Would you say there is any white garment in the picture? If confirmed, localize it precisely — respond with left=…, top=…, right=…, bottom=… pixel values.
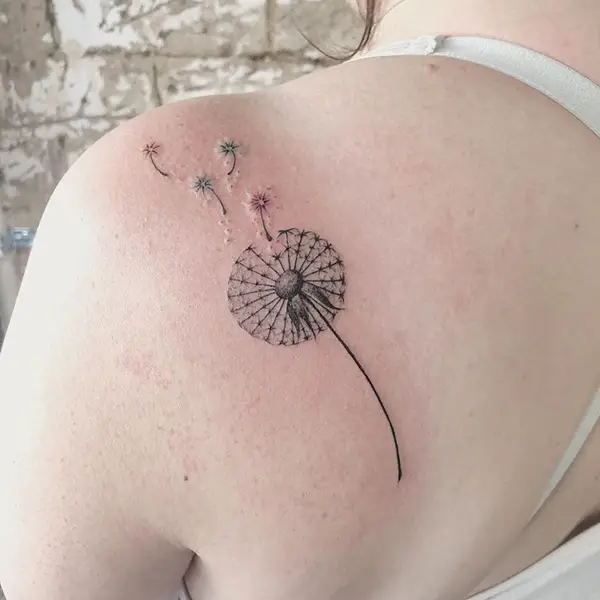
left=354, top=35, right=600, bottom=137
left=176, top=35, right=600, bottom=600
left=469, top=523, right=600, bottom=600
left=177, top=582, right=192, bottom=600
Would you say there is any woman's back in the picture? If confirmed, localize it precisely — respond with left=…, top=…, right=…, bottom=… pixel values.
left=2, top=3, right=600, bottom=599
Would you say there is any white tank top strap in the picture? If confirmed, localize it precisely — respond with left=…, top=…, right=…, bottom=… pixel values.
left=353, top=35, right=600, bottom=138
left=353, top=34, right=600, bottom=519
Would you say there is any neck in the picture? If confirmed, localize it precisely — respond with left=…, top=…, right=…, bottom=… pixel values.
left=371, top=0, right=600, bottom=83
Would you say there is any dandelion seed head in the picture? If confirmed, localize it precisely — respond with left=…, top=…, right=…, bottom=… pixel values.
left=246, top=189, right=272, bottom=213
left=191, top=174, right=213, bottom=195
left=228, top=229, right=345, bottom=346
left=142, top=141, right=160, bottom=158
left=218, top=139, right=240, bottom=155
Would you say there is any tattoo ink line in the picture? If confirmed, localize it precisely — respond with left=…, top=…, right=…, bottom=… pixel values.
left=227, top=228, right=403, bottom=483
left=303, top=294, right=402, bottom=481
left=191, top=174, right=227, bottom=216
left=142, top=142, right=169, bottom=177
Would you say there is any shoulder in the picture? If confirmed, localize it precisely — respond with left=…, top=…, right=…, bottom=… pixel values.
left=0, top=95, right=279, bottom=597
left=21, top=92, right=286, bottom=334
left=48, top=92, right=275, bottom=223
left=0, top=92, right=281, bottom=454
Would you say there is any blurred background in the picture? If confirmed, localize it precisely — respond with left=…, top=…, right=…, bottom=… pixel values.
left=0, top=0, right=361, bottom=352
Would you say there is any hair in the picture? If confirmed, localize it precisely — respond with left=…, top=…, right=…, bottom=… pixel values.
left=298, top=0, right=380, bottom=61
left=350, top=0, right=380, bottom=59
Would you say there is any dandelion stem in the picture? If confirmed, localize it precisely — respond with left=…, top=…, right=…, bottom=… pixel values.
left=302, top=294, right=402, bottom=483
left=259, top=207, right=273, bottom=241
left=227, top=153, right=237, bottom=176
left=209, top=188, right=227, bottom=216
left=150, top=155, right=169, bottom=177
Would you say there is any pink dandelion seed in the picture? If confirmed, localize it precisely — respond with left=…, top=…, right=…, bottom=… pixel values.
left=245, top=189, right=274, bottom=241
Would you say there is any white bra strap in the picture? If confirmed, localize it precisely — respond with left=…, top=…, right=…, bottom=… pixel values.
left=354, top=35, right=600, bottom=138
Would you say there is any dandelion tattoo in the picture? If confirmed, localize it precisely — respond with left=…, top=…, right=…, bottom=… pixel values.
left=142, top=141, right=169, bottom=177
left=245, top=189, right=273, bottom=242
left=191, top=174, right=227, bottom=216
left=228, top=228, right=402, bottom=482
left=218, top=139, right=240, bottom=176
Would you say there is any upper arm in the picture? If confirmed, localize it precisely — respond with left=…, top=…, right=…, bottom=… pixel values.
left=0, top=116, right=198, bottom=600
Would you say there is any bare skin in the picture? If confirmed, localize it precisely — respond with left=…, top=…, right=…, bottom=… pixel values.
left=1, top=1, right=600, bottom=599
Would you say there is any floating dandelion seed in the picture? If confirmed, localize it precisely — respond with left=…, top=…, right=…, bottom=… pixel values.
left=191, top=174, right=227, bottom=216
left=218, top=139, right=240, bottom=176
left=245, top=189, right=273, bottom=241
left=227, top=228, right=402, bottom=482
left=142, top=141, right=169, bottom=177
